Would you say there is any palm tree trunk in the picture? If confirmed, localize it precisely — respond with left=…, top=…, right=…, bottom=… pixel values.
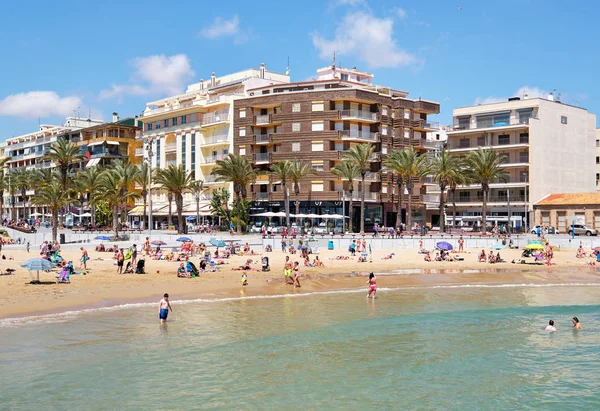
left=177, top=194, right=184, bottom=234
left=235, top=190, right=242, bottom=234
left=142, top=197, right=147, bottom=231
left=167, top=194, right=172, bottom=227
left=438, top=183, right=446, bottom=233
left=283, top=182, right=290, bottom=230
left=51, top=209, right=58, bottom=243
left=481, top=187, right=488, bottom=234
left=196, top=195, right=200, bottom=225
left=395, top=179, right=403, bottom=229
left=113, top=205, right=119, bottom=240
left=451, top=189, right=457, bottom=232
left=407, top=182, right=413, bottom=232
left=360, top=175, right=366, bottom=234
left=348, top=186, right=354, bottom=233
left=295, top=187, right=300, bottom=227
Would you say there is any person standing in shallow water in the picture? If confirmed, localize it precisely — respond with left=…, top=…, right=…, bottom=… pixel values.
left=367, top=272, right=377, bottom=299
left=572, top=317, right=582, bottom=330
left=158, top=293, right=173, bottom=323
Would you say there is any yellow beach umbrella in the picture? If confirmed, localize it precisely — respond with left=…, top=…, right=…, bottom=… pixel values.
left=525, top=243, right=545, bottom=250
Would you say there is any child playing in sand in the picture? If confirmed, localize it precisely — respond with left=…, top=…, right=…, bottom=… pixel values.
left=158, top=293, right=173, bottom=323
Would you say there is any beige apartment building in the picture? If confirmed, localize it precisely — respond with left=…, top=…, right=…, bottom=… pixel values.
left=134, top=65, right=289, bottom=229
left=427, top=95, right=596, bottom=231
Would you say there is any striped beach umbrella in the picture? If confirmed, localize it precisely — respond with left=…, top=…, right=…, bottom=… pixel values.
left=20, top=258, right=54, bottom=284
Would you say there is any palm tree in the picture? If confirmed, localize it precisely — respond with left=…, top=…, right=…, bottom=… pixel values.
left=211, top=154, right=256, bottom=234
left=153, top=165, right=195, bottom=234
left=12, top=168, right=33, bottom=220
left=43, top=138, right=85, bottom=227
left=269, top=161, right=294, bottom=230
left=397, top=147, right=430, bottom=232
left=289, top=160, right=317, bottom=226
left=76, top=167, right=103, bottom=226
left=465, top=147, right=509, bottom=234
left=429, top=149, right=463, bottom=232
left=98, top=161, right=141, bottom=239
left=190, top=179, right=205, bottom=225
left=331, top=161, right=360, bottom=233
left=383, top=150, right=406, bottom=230
left=32, top=180, right=68, bottom=242
left=137, top=162, right=150, bottom=230
left=342, top=143, right=376, bottom=234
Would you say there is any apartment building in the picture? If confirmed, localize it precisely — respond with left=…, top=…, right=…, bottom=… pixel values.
left=427, top=95, right=596, bottom=231
left=135, top=65, right=290, bottom=228
left=233, top=64, right=440, bottom=230
left=3, top=116, right=104, bottom=219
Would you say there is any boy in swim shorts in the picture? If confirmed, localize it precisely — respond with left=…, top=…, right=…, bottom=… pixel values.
left=158, top=293, right=173, bottom=323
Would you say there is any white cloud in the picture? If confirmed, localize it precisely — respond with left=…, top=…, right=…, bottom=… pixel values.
left=334, top=0, right=366, bottom=5
left=99, top=54, right=195, bottom=100
left=200, top=16, right=240, bottom=39
left=312, top=12, right=419, bottom=69
left=475, top=86, right=548, bottom=105
left=394, top=7, right=407, bottom=18
left=0, top=91, right=82, bottom=119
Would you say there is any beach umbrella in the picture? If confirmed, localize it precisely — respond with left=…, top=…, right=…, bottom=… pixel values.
left=151, top=240, right=167, bottom=246
left=490, top=244, right=506, bottom=250
left=176, top=237, right=192, bottom=242
left=20, top=258, right=54, bottom=284
left=95, top=235, right=111, bottom=241
left=525, top=243, right=545, bottom=250
left=209, top=238, right=226, bottom=248
left=593, top=247, right=600, bottom=252
left=528, top=240, right=543, bottom=245
left=186, top=216, right=196, bottom=221
left=436, top=241, right=453, bottom=251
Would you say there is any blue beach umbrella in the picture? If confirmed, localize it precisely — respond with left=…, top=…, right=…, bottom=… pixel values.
left=209, top=238, right=226, bottom=248
left=528, top=240, right=543, bottom=245
left=186, top=216, right=196, bottom=221
left=176, top=237, right=192, bottom=242
left=490, top=244, right=506, bottom=250
left=20, top=258, right=54, bottom=284
left=95, top=235, right=111, bottom=241
left=436, top=241, right=453, bottom=251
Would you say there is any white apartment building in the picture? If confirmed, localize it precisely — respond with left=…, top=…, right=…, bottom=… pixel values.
left=3, top=117, right=103, bottom=219
left=426, top=95, right=596, bottom=231
left=136, top=64, right=289, bottom=228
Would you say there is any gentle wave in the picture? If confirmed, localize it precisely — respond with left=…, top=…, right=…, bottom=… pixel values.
left=2, top=282, right=600, bottom=329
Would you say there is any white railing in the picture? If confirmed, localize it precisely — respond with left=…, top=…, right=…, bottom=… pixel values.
left=339, top=110, right=379, bottom=121
left=202, top=114, right=229, bottom=126
left=166, top=159, right=177, bottom=166
left=164, top=143, right=177, bottom=152
left=254, top=134, right=271, bottom=143
left=255, top=114, right=271, bottom=124
left=203, top=135, right=229, bottom=145
left=352, top=192, right=379, bottom=201
left=339, top=130, right=379, bottom=141
left=423, top=194, right=440, bottom=203
left=255, top=153, right=270, bottom=163
left=201, top=155, right=225, bottom=164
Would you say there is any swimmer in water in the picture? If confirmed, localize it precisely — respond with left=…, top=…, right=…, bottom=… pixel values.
left=572, top=317, right=582, bottom=330
left=544, top=320, right=556, bottom=333
left=367, top=272, right=377, bottom=299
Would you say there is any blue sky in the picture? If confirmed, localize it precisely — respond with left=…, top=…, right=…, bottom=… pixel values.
left=0, top=0, right=597, bottom=138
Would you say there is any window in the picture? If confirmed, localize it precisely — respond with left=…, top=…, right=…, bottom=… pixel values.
left=164, top=119, right=169, bottom=128
left=596, top=157, right=599, bottom=164
left=597, top=139, right=600, bottom=147
left=311, top=161, right=324, bottom=172
left=382, top=185, right=388, bottom=194
left=239, top=147, right=246, bottom=156
left=155, top=122, right=160, bottom=130
left=340, top=73, right=348, bottom=81
left=172, top=117, right=178, bottom=126
left=519, top=152, right=529, bottom=163
left=382, top=126, right=388, bottom=136
left=191, top=133, right=196, bottom=171
left=459, top=192, right=470, bottom=201
left=312, top=142, right=324, bottom=151
left=147, top=123, right=152, bottom=131
left=239, top=128, right=246, bottom=137
left=498, top=134, right=510, bottom=145
left=457, top=116, right=470, bottom=130
left=561, top=116, right=568, bottom=124
left=311, top=182, right=324, bottom=192
left=292, top=103, right=301, bottom=113
left=223, top=148, right=229, bottom=155
left=312, top=101, right=324, bottom=112
left=477, top=136, right=486, bottom=146
left=292, top=122, right=301, bottom=132
left=292, top=142, right=300, bottom=152
left=404, top=110, right=410, bottom=119
left=239, top=109, right=246, bottom=118
left=181, top=134, right=187, bottom=170
left=404, top=129, right=410, bottom=138
left=312, top=121, right=324, bottom=132
left=382, top=146, right=388, bottom=154
left=156, top=139, right=161, bottom=168
left=476, top=112, right=509, bottom=128
left=499, top=153, right=510, bottom=163
left=520, top=133, right=529, bottom=144
left=459, top=138, right=470, bottom=148
left=518, top=108, right=533, bottom=124
left=382, top=107, right=388, bottom=116
left=181, top=115, right=187, bottom=125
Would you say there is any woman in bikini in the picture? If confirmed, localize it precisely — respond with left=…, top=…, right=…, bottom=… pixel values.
left=367, top=272, right=377, bottom=299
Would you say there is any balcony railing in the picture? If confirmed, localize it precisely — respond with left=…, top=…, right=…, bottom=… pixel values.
left=202, top=114, right=229, bottom=126
left=452, top=196, right=526, bottom=203
left=453, top=116, right=537, bottom=131
left=201, top=155, right=226, bottom=164
left=339, top=110, right=379, bottom=121
left=255, top=192, right=269, bottom=200
left=202, top=175, right=221, bottom=184
left=164, top=143, right=177, bottom=152
left=254, top=134, right=273, bottom=144
left=254, top=153, right=271, bottom=164
left=423, top=194, right=440, bottom=203
left=338, top=130, right=379, bottom=142
left=202, top=135, right=229, bottom=145
left=351, top=192, right=380, bottom=201
left=255, top=114, right=272, bottom=125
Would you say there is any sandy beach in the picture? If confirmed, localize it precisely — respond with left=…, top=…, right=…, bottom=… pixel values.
left=1, top=242, right=599, bottom=320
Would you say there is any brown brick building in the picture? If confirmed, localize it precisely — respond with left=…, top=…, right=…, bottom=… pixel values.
left=233, top=65, right=440, bottom=230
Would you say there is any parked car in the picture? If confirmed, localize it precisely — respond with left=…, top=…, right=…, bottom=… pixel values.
left=530, top=225, right=560, bottom=235
left=567, top=224, right=597, bottom=236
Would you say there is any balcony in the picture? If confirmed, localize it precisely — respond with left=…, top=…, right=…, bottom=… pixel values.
left=254, top=134, right=273, bottom=144
left=449, top=116, right=537, bottom=133
left=89, top=152, right=125, bottom=159
left=452, top=196, right=526, bottom=203
left=448, top=138, right=530, bottom=151
left=340, top=171, right=379, bottom=182
left=255, top=114, right=273, bottom=125
left=200, top=155, right=226, bottom=164
left=254, top=192, right=270, bottom=201
left=351, top=192, right=380, bottom=202
left=423, top=194, right=440, bottom=203
left=201, top=114, right=229, bottom=127
left=414, top=100, right=440, bottom=113
left=254, top=153, right=271, bottom=164
left=202, top=135, right=229, bottom=146
left=339, top=110, right=379, bottom=122
left=164, top=143, right=177, bottom=153
left=338, top=130, right=379, bottom=142
left=202, top=175, right=222, bottom=185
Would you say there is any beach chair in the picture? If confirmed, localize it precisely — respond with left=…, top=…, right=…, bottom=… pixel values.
left=56, top=265, right=72, bottom=284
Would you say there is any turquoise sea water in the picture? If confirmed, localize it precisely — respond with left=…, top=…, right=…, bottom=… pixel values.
left=2, top=283, right=600, bottom=410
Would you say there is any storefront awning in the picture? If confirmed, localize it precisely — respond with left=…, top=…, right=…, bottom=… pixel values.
left=105, top=141, right=120, bottom=145
left=86, top=158, right=101, bottom=167
left=87, top=141, right=104, bottom=147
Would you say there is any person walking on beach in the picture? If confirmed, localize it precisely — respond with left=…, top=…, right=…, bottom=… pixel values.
left=144, top=237, right=150, bottom=256
left=292, top=261, right=301, bottom=288
left=26, top=241, right=30, bottom=253
left=572, top=317, right=582, bottom=330
left=367, top=272, right=377, bottom=299
left=80, top=247, right=89, bottom=270
left=158, top=293, right=173, bottom=323
left=458, top=236, right=464, bottom=253
left=283, top=256, right=293, bottom=284
left=117, top=249, right=125, bottom=274
left=545, top=320, right=556, bottom=333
